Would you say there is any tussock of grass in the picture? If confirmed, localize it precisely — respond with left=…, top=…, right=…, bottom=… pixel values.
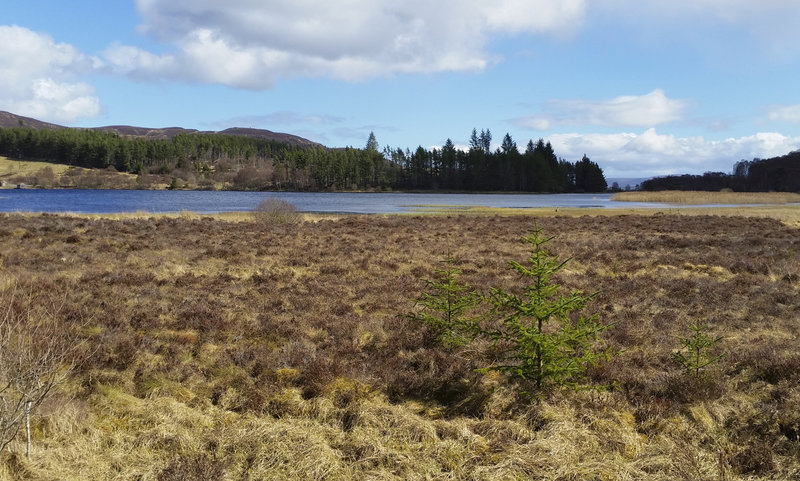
left=9, top=382, right=800, bottom=479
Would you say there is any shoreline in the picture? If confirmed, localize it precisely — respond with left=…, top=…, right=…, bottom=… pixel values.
left=2, top=203, right=799, bottom=228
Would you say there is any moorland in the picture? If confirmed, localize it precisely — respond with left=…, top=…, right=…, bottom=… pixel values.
left=0, top=210, right=798, bottom=480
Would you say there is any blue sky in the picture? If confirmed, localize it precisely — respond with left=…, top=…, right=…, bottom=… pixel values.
left=3, top=1, right=800, bottom=178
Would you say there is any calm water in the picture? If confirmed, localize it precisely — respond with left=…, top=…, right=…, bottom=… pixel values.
left=0, top=189, right=672, bottom=214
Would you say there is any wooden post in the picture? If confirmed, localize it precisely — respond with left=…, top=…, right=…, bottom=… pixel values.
left=25, top=399, right=32, bottom=459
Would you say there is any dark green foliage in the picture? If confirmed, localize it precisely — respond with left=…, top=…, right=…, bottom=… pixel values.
left=574, top=154, right=607, bottom=192
left=673, top=319, right=723, bottom=377
left=0, top=128, right=281, bottom=172
left=642, top=150, right=800, bottom=192
left=479, top=226, right=614, bottom=394
left=365, top=131, right=379, bottom=152
left=385, top=132, right=599, bottom=192
left=0, top=126, right=607, bottom=192
left=409, top=259, right=482, bottom=348
left=410, top=225, right=614, bottom=397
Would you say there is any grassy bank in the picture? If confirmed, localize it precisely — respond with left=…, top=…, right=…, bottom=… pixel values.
left=613, top=190, right=800, bottom=205
left=0, top=156, right=70, bottom=183
left=0, top=155, right=141, bottom=189
left=0, top=213, right=798, bottom=479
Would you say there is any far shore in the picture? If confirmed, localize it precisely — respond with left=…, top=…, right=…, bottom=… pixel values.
left=4, top=201, right=799, bottom=229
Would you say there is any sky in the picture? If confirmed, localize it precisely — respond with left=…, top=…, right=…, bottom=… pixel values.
left=2, top=1, right=800, bottom=179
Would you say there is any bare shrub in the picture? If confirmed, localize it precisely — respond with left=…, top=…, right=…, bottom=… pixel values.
left=233, top=166, right=270, bottom=190
left=252, top=198, right=302, bottom=226
left=0, top=286, right=82, bottom=454
left=32, top=167, right=55, bottom=188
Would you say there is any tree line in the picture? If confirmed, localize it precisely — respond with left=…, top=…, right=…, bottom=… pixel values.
left=382, top=130, right=606, bottom=192
left=0, top=126, right=607, bottom=192
left=0, top=127, right=287, bottom=174
left=641, top=151, right=800, bottom=192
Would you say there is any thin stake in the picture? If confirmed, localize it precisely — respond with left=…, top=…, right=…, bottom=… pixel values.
left=26, top=399, right=32, bottom=459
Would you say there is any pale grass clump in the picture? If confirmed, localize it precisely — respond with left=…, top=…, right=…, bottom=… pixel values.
left=16, top=387, right=216, bottom=480
left=218, top=417, right=350, bottom=480
left=7, top=382, right=797, bottom=480
left=504, top=399, right=643, bottom=479
left=353, top=321, right=388, bottom=352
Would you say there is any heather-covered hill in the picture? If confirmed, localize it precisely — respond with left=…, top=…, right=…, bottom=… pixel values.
left=0, top=110, right=320, bottom=147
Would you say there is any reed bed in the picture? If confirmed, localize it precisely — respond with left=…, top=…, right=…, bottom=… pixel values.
left=613, top=190, right=800, bottom=205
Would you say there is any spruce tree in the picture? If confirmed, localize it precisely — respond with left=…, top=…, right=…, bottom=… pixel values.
left=408, top=224, right=614, bottom=398
left=479, top=224, right=613, bottom=395
left=410, top=259, right=482, bottom=348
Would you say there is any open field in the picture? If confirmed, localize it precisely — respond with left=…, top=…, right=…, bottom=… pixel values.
left=0, top=156, right=142, bottom=190
left=1, top=212, right=799, bottom=479
left=0, top=156, right=71, bottom=182
left=613, top=190, right=800, bottom=205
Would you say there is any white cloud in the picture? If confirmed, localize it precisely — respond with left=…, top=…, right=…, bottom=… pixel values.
left=767, top=104, right=800, bottom=123
left=514, top=90, right=688, bottom=129
left=102, top=44, right=176, bottom=78
left=595, top=0, right=800, bottom=54
left=484, top=0, right=586, bottom=33
left=0, top=25, right=100, bottom=123
left=104, top=0, right=587, bottom=88
left=550, top=128, right=800, bottom=177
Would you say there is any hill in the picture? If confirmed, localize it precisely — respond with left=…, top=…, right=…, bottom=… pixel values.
left=0, top=111, right=63, bottom=131
left=0, top=111, right=609, bottom=193
left=0, top=111, right=322, bottom=147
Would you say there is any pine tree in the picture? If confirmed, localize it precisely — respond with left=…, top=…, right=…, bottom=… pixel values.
left=365, top=131, right=379, bottom=152
left=409, top=260, right=483, bottom=348
left=479, top=224, right=613, bottom=395
left=407, top=224, right=614, bottom=398
left=674, top=319, right=724, bottom=378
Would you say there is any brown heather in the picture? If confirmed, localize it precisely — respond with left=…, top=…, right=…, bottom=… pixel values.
left=0, top=212, right=798, bottom=479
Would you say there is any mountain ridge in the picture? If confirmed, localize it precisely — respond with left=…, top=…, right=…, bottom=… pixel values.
left=0, top=111, right=322, bottom=148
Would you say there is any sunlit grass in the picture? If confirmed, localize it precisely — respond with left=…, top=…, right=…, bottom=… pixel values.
left=613, top=190, right=800, bottom=205
left=0, top=155, right=140, bottom=189
left=0, top=155, right=71, bottom=180
left=402, top=203, right=800, bottom=227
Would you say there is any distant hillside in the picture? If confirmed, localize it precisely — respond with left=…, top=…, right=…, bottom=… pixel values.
left=92, top=125, right=206, bottom=140
left=217, top=127, right=321, bottom=148
left=0, top=111, right=63, bottom=131
left=0, top=111, right=321, bottom=147
left=1, top=111, right=610, bottom=194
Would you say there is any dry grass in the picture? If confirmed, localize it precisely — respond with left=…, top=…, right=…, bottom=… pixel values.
left=0, top=212, right=798, bottom=479
left=0, top=156, right=139, bottom=189
left=0, top=156, right=70, bottom=182
left=613, top=190, right=800, bottom=205
left=405, top=203, right=800, bottom=229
